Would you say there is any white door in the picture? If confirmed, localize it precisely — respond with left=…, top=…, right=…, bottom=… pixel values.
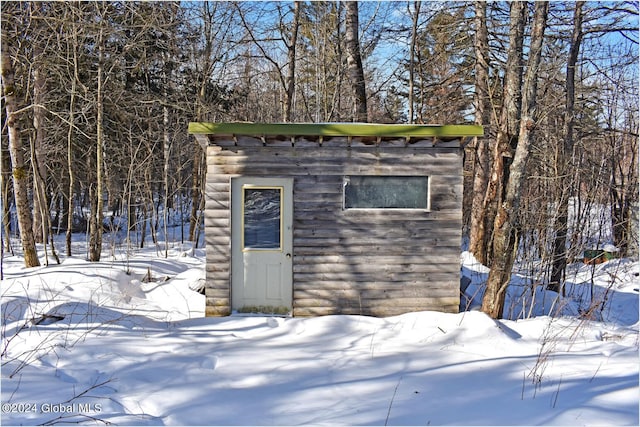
left=231, top=177, right=293, bottom=313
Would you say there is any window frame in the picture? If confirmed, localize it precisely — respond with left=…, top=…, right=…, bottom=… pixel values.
left=241, top=185, right=284, bottom=252
left=342, top=175, right=431, bottom=211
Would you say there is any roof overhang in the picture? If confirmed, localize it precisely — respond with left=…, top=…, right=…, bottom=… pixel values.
left=188, top=122, right=484, bottom=149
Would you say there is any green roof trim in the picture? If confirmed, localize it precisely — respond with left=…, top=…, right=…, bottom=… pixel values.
left=188, top=122, right=483, bottom=138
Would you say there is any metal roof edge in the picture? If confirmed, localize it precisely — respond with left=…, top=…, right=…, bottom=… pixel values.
left=188, top=122, right=484, bottom=138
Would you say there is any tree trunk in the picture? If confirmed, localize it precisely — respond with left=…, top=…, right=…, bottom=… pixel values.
left=345, top=1, right=368, bottom=122
left=140, top=203, right=148, bottom=249
left=609, top=120, right=638, bottom=258
left=163, top=103, right=170, bottom=257
left=31, top=135, right=53, bottom=265
left=191, top=2, right=210, bottom=243
left=408, top=1, right=421, bottom=124
left=1, top=37, right=40, bottom=268
left=163, top=53, right=172, bottom=257
left=89, top=26, right=104, bottom=262
left=32, top=45, right=48, bottom=244
left=468, top=0, right=491, bottom=259
left=475, top=1, right=526, bottom=266
left=189, top=144, right=203, bottom=243
left=66, top=45, right=78, bottom=256
left=284, top=1, right=301, bottom=122
left=549, top=1, right=585, bottom=293
left=482, top=1, right=548, bottom=319
left=2, top=140, right=14, bottom=255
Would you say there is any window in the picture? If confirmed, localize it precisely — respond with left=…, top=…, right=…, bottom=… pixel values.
left=343, top=176, right=429, bottom=210
left=243, top=187, right=282, bottom=249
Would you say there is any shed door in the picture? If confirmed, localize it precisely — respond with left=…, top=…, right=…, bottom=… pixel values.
left=231, top=177, right=293, bottom=313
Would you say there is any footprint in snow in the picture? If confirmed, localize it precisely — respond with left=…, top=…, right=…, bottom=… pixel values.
left=266, top=317, right=283, bottom=328
left=199, top=355, right=218, bottom=370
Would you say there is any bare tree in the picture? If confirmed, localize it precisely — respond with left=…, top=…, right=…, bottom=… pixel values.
left=1, top=34, right=40, bottom=268
left=187, top=1, right=237, bottom=243
left=31, top=23, right=48, bottom=245
left=481, top=1, right=549, bottom=319
left=408, top=1, right=421, bottom=124
left=474, top=1, right=526, bottom=266
left=285, top=1, right=302, bottom=122
left=31, top=33, right=58, bottom=264
left=345, top=1, right=368, bottom=122
left=88, top=19, right=105, bottom=262
left=64, top=5, right=84, bottom=257
left=235, top=2, right=302, bottom=122
left=549, top=1, right=585, bottom=293
left=297, top=1, right=346, bottom=122
left=604, top=66, right=639, bottom=257
left=1, top=147, right=12, bottom=255
left=468, top=0, right=491, bottom=257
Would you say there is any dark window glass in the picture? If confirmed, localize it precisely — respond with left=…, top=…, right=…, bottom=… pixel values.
left=344, top=176, right=429, bottom=209
left=244, top=188, right=281, bottom=249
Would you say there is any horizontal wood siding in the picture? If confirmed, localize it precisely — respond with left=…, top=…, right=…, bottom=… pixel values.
left=203, top=146, right=232, bottom=316
left=204, top=141, right=463, bottom=317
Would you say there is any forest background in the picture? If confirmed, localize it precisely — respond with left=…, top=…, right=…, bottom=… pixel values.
left=1, top=1, right=638, bottom=319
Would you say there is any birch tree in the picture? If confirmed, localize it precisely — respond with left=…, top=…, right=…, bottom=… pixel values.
left=1, top=32, right=40, bottom=268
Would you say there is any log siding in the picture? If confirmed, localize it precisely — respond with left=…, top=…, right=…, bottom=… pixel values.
left=191, top=123, right=483, bottom=317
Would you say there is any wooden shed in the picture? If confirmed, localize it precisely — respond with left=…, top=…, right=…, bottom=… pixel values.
left=188, top=122, right=484, bottom=317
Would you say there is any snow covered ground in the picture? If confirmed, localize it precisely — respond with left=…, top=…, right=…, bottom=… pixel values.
left=1, top=236, right=638, bottom=426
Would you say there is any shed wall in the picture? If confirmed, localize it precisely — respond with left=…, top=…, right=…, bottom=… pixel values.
left=204, top=140, right=463, bottom=317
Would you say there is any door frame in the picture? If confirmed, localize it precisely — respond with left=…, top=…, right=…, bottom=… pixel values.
left=230, top=177, right=293, bottom=313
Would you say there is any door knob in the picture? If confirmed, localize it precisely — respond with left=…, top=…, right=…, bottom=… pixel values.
left=286, top=253, right=292, bottom=259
